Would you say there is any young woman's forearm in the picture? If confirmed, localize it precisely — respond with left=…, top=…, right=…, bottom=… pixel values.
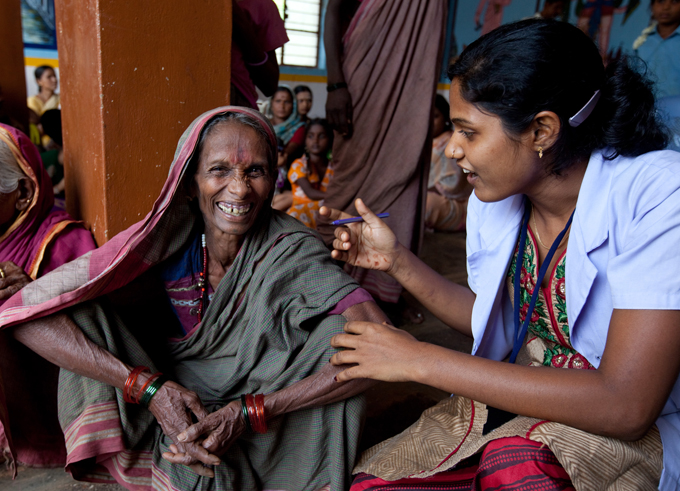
left=390, top=244, right=474, bottom=336
left=409, top=309, right=680, bottom=440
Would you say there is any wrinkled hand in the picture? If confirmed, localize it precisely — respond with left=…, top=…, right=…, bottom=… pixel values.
left=0, top=262, right=32, bottom=300
left=326, top=88, right=353, bottom=137
left=319, top=199, right=401, bottom=274
left=148, top=380, right=220, bottom=477
left=173, top=400, right=246, bottom=457
left=330, top=321, right=423, bottom=383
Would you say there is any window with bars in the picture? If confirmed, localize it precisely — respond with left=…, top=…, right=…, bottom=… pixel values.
left=273, top=0, right=322, bottom=68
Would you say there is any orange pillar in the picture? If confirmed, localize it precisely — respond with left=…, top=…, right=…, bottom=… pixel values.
left=55, top=0, right=232, bottom=244
left=0, top=0, right=28, bottom=132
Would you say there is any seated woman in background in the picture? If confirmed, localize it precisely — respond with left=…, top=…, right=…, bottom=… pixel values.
left=294, top=85, right=313, bottom=124
left=270, top=86, right=306, bottom=210
left=0, top=107, right=384, bottom=490
left=27, top=65, right=60, bottom=118
left=425, top=94, right=472, bottom=232
left=27, top=65, right=60, bottom=148
left=287, top=118, right=334, bottom=229
left=0, top=123, right=96, bottom=469
left=322, top=19, right=680, bottom=490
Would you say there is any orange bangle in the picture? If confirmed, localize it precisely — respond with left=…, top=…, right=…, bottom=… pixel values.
left=124, top=367, right=149, bottom=404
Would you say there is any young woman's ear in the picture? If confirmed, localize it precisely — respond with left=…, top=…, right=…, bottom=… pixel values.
left=530, top=110, right=561, bottom=153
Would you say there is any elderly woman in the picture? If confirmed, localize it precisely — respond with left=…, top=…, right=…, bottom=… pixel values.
left=0, top=107, right=383, bottom=490
left=323, top=20, right=680, bottom=490
left=0, top=123, right=95, bottom=467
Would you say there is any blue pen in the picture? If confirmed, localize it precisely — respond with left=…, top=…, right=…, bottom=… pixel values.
left=332, top=212, right=389, bottom=226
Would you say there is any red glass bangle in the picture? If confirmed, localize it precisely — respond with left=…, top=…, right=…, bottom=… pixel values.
left=135, top=372, right=161, bottom=404
left=245, top=394, right=256, bottom=431
left=254, top=394, right=267, bottom=433
left=124, top=366, right=149, bottom=404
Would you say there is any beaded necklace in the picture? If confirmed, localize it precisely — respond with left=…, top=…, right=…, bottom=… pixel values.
left=196, top=234, right=208, bottom=322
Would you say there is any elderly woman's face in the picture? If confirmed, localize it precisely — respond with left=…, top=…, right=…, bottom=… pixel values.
left=192, top=122, right=273, bottom=238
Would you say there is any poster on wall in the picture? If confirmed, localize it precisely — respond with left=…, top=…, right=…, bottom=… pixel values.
left=21, top=0, right=57, bottom=50
left=448, top=0, right=652, bottom=63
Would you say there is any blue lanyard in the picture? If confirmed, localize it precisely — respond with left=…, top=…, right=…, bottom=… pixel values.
left=509, top=202, right=575, bottom=364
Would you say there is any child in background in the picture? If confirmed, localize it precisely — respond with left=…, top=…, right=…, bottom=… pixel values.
left=287, top=119, right=333, bottom=229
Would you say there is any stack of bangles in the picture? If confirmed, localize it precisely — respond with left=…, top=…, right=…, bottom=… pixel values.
left=240, top=394, right=267, bottom=434
left=123, top=366, right=168, bottom=407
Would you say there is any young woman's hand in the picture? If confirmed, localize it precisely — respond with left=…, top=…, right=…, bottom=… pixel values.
left=330, top=320, right=424, bottom=383
left=319, top=199, right=403, bottom=275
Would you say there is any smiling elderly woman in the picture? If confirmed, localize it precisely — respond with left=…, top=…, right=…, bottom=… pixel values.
left=0, top=107, right=383, bottom=490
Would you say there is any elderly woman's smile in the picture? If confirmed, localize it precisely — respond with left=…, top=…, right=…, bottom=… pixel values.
left=193, top=121, right=273, bottom=239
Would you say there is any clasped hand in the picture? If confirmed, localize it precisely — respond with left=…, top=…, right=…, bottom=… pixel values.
left=150, top=381, right=245, bottom=478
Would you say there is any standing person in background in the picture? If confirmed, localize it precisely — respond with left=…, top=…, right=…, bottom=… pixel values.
left=475, top=0, right=513, bottom=35
left=230, top=0, right=288, bottom=108
left=533, top=0, right=565, bottom=19
left=320, top=0, right=446, bottom=323
left=425, top=95, right=472, bottom=233
left=634, top=0, right=680, bottom=99
left=294, top=85, right=314, bottom=124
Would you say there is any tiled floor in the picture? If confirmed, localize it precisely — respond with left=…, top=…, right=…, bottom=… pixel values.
left=0, top=231, right=471, bottom=490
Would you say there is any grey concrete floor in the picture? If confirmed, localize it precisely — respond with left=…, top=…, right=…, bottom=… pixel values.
left=0, top=230, right=471, bottom=490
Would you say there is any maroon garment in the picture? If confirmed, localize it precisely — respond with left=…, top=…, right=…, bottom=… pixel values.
left=352, top=437, right=574, bottom=490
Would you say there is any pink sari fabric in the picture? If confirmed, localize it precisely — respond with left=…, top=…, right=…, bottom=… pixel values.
left=0, top=124, right=89, bottom=285
left=0, top=107, right=276, bottom=475
left=0, top=124, right=96, bottom=470
left=317, top=0, right=446, bottom=303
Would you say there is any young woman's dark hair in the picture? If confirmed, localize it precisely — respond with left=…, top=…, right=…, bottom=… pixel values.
left=34, top=65, right=55, bottom=93
left=434, top=94, right=452, bottom=130
left=294, top=85, right=312, bottom=96
left=448, top=18, right=669, bottom=175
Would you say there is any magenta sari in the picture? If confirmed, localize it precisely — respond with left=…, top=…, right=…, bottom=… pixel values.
left=0, top=124, right=96, bottom=470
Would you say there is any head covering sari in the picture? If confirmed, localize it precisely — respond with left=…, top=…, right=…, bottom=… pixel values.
left=0, top=124, right=82, bottom=283
left=0, top=107, right=364, bottom=490
left=270, top=86, right=305, bottom=145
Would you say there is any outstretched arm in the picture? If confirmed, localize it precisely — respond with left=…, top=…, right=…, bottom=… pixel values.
left=319, top=199, right=475, bottom=336
left=172, top=300, right=384, bottom=457
left=330, top=308, right=680, bottom=441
